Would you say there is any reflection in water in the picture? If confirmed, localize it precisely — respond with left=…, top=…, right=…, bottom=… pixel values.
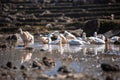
left=39, top=44, right=106, bottom=55
left=105, top=43, right=120, bottom=55
left=40, top=44, right=68, bottom=54
left=21, top=52, right=32, bottom=64
left=42, top=43, right=120, bottom=56
left=15, top=41, right=120, bottom=56
left=8, top=38, right=120, bottom=56
left=0, top=42, right=119, bottom=79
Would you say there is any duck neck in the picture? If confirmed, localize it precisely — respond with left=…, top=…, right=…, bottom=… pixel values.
left=48, top=36, right=52, bottom=44
left=94, top=32, right=97, bottom=38
left=58, top=35, right=62, bottom=45
left=82, top=33, right=87, bottom=40
left=20, top=28, right=23, bottom=34
left=59, top=34, right=67, bottom=44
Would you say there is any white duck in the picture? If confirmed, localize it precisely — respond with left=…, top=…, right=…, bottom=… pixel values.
left=64, top=30, right=77, bottom=41
left=19, top=28, right=34, bottom=47
left=21, top=52, right=32, bottom=64
left=88, top=32, right=105, bottom=44
left=64, top=31, right=89, bottom=45
left=77, top=32, right=87, bottom=41
left=46, top=31, right=62, bottom=45
left=81, top=32, right=90, bottom=44
left=39, top=34, right=49, bottom=44
left=39, top=31, right=60, bottom=44
left=59, top=33, right=68, bottom=44
left=109, top=36, right=120, bottom=43
left=82, top=32, right=87, bottom=41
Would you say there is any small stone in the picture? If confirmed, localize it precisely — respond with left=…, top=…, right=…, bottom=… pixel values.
left=0, top=44, right=7, bottom=49
left=74, top=73, right=89, bottom=79
left=66, top=73, right=74, bottom=78
left=24, top=47, right=34, bottom=51
left=57, top=65, right=71, bottom=74
left=6, top=61, right=12, bottom=69
left=13, top=66, right=17, bottom=69
left=101, top=63, right=119, bottom=72
left=106, top=76, right=113, bottom=80
left=20, top=65, right=26, bottom=70
left=42, top=57, right=55, bottom=67
left=32, top=60, right=42, bottom=69
left=23, top=71, right=29, bottom=79
left=1, top=73, right=7, bottom=76
left=1, top=65, right=8, bottom=69
left=40, top=49, right=45, bottom=51
left=38, top=74, right=49, bottom=80
left=56, top=74, right=67, bottom=79
left=114, top=41, right=120, bottom=44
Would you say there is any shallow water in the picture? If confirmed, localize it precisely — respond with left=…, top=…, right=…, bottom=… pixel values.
left=0, top=42, right=120, bottom=79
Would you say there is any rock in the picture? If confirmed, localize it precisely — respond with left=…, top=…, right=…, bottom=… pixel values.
left=0, top=34, right=4, bottom=39
left=20, top=65, right=27, bottom=70
left=42, top=57, right=55, bottom=67
left=6, top=61, right=12, bottom=69
left=57, top=65, right=71, bottom=74
left=1, top=65, right=8, bottom=69
left=106, top=76, right=113, bottom=80
left=101, top=63, right=120, bottom=72
left=114, top=41, right=120, bottom=44
left=1, top=73, right=7, bottom=76
left=6, top=62, right=17, bottom=69
left=73, top=73, right=89, bottom=79
left=0, top=44, right=7, bottom=49
left=11, top=34, right=17, bottom=40
left=83, top=19, right=100, bottom=36
left=32, top=60, right=42, bottom=69
left=0, top=34, right=3, bottom=37
left=66, top=73, right=74, bottom=79
left=40, top=49, right=45, bottom=51
left=13, top=66, right=17, bottom=69
left=22, top=71, right=30, bottom=79
left=6, top=34, right=18, bottom=41
left=56, top=74, right=67, bottom=79
left=24, top=47, right=34, bottom=52
left=38, top=74, right=49, bottom=80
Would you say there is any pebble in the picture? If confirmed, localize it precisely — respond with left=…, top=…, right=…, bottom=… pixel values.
left=56, top=74, right=67, bottom=79
left=40, top=49, right=45, bottom=51
left=6, top=61, right=12, bottom=69
left=101, top=63, right=120, bottom=72
left=42, top=57, right=55, bottom=67
left=0, top=44, right=7, bottom=49
left=57, top=65, right=71, bottom=74
left=20, top=65, right=27, bottom=70
left=32, top=60, right=42, bottom=69
left=114, top=41, right=120, bottom=44
left=24, top=47, right=34, bottom=52
left=106, top=76, right=113, bottom=80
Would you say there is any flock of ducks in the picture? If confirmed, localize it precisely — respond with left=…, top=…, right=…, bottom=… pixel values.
left=39, top=30, right=106, bottom=45
left=18, top=28, right=120, bottom=47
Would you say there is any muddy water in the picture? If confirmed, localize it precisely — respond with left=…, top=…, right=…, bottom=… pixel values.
left=0, top=42, right=120, bottom=79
